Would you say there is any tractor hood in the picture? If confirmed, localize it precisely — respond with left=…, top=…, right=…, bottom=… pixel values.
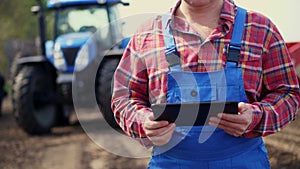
left=55, top=32, right=92, bottom=48
left=46, top=31, right=97, bottom=72
left=47, top=0, right=129, bottom=9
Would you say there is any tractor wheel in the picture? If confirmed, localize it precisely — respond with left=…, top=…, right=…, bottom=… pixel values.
left=11, top=55, right=24, bottom=122
left=96, top=57, right=120, bottom=129
left=55, top=104, right=72, bottom=126
left=12, top=65, right=57, bottom=135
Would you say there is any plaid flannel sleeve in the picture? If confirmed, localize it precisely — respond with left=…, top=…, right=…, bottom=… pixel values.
left=244, top=22, right=300, bottom=137
left=111, top=36, right=154, bottom=148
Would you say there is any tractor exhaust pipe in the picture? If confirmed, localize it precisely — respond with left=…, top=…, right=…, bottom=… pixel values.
left=31, top=0, right=46, bottom=56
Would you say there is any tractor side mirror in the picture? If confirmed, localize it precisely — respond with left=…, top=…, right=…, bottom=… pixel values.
left=121, top=1, right=130, bottom=6
left=31, top=6, right=40, bottom=14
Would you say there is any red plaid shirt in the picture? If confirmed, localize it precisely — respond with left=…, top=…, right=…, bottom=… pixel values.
left=112, top=0, right=300, bottom=147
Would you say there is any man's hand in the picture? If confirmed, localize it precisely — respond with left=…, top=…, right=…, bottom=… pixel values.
left=209, top=102, right=253, bottom=137
left=143, top=114, right=176, bottom=146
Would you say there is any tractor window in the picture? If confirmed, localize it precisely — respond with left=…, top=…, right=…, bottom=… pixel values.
left=45, top=10, right=55, bottom=40
left=56, top=6, right=109, bottom=36
left=108, top=4, right=124, bottom=44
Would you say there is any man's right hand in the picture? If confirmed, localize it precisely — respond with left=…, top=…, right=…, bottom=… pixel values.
left=143, top=114, right=176, bottom=146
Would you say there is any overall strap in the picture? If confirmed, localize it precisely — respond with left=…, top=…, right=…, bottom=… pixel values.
left=162, top=7, right=247, bottom=70
left=227, top=7, right=247, bottom=67
left=162, top=14, right=182, bottom=72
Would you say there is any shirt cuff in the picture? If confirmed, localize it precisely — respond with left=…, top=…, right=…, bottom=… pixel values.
left=244, top=104, right=263, bottom=134
left=137, top=137, right=154, bottom=149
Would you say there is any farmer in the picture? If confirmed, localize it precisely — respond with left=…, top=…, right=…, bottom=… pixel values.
left=112, top=0, right=300, bottom=168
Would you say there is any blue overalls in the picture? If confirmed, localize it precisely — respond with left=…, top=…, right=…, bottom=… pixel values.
left=148, top=7, right=270, bottom=169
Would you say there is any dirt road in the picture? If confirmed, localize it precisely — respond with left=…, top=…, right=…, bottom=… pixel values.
left=0, top=99, right=149, bottom=169
left=0, top=98, right=299, bottom=169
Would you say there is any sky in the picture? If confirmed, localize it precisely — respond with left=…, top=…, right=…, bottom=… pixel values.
left=119, top=0, right=300, bottom=42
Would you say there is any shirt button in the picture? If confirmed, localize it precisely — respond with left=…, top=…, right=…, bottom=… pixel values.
left=191, top=90, right=198, bottom=97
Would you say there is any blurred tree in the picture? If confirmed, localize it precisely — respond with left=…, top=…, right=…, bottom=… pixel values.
left=0, top=0, right=37, bottom=39
left=0, top=0, right=53, bottom=77
left=0, top=0, right=37, bottom=76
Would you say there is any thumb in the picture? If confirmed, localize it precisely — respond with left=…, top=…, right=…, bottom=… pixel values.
left=238, top=102, right=247, bottom=112
left=147, top=113, right=155, bottom=121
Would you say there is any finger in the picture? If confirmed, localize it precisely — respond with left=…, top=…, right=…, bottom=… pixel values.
left=144, top=114, right=169, bottom=130
left=158, top=123, right=176, bottom=136
left=146, top=123, right=175, bottom=137
left=238, top=102, right=246, bottom=112
left=209, top=117, right=245, bottom=133
left=209, top=120, right=243, bottom=137
left=209, top=116, right=239, bottom=128
left=219, top=120, right=245, bottom=133
left=145, top=124, right=174, bottom=137
left=218, top=113, right=250, bottom=128
left=147, top=114, right=155, bottom=121
left=209, top=115, right=248, bottom=135
left=144, top=120, right=169, bottom=130
left=217, top=113, right=247, bottom=124
left=238, top=102, right=253, bottom=114
left=221, top=124, right=244, bottom=137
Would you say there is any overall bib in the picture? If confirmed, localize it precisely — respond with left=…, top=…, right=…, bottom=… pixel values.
left=148, top=8, right=270, bottom=169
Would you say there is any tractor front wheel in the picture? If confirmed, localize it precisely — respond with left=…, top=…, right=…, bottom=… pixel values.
left=12, top=65, right=57, bottom=135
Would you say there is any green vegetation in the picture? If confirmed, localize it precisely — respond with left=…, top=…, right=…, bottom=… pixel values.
left=0, top=0, right=47, bottom=77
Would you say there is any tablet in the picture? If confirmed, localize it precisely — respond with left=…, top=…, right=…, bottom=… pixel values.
left=151, top=101, right=238, bottom=126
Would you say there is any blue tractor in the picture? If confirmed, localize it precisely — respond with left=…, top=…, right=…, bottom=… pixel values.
left=11, top=0, right=129, bottom=134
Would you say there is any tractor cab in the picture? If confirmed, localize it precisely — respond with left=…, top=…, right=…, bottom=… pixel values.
left=44, top=0, right=129, bottom=72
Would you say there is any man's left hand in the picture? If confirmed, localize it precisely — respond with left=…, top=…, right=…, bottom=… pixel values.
left=209, top=102, right=253, bottom=137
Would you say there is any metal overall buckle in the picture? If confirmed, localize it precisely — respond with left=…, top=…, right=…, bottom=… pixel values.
left=227, top=44, right=241, bottom=67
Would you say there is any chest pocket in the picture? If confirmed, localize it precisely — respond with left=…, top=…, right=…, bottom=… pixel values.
left=239, top=46, right=262, bottom=66
left=239, top=46, right=263, bottom=95
left=167, top=84, right=217, bottom=103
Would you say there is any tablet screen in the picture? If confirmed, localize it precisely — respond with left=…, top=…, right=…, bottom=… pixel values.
left=151, top=101, right=238, bottom=126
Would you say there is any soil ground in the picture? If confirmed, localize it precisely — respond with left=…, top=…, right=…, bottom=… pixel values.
left=0, top=98, right=300, bottom=169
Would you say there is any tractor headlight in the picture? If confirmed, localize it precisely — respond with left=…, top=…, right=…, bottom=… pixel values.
left=75, top=44, right=89, bottom=71
left=53, top=43, right=67, bottom=71
left=75, top=36, right=97, bottom=72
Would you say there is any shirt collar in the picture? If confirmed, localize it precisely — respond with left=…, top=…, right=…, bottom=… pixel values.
left=164, top=0, right=237, bottom=29
left=220, top=0, right=237, bottom=23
